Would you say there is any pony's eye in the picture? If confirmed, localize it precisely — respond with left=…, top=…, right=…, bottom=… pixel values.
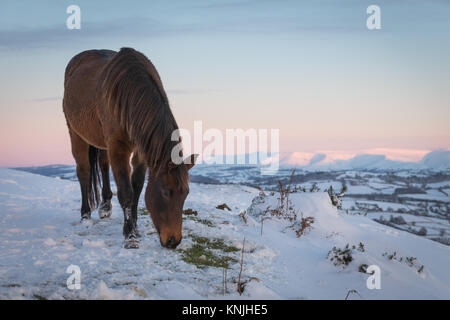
left=162, top=189, right=170, bottom=198
left=162, top=189, right=173, bottom=198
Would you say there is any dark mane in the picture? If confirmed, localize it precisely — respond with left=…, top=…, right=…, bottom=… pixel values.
left=100, top=47, right=188, bottom=186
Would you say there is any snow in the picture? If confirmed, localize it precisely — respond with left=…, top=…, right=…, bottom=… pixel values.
left=279, top=149, right=450, bottom=171
left=0, top=167, right=449, bottom=299
left=421, top=150, right=450, bottom=170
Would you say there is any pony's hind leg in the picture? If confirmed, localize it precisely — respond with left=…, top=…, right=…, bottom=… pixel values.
left=98, top=150, right=113, bottom=219
left=131, top=152, right=147, bottom=237
left=69, top=129, right=92, bottom=220
left=107, top=141, right=138, bottom=249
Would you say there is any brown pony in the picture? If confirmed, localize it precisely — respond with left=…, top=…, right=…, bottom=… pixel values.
left=63, top=48, right=196, bottom=249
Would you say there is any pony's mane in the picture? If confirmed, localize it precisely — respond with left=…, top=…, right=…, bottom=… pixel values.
left=100, top=47, right=188, bottom=187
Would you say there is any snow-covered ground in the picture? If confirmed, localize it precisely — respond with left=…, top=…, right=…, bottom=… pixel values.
left=0, top=167, right=449, bottom=299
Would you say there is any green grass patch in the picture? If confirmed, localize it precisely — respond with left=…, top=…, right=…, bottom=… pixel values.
left=138, top=207, right=149, bottom=216
left=184, top=216, right=216, bottom=228
left=178, top=236, right=239, bottom=269
left=191, top=236, right=240, bottom=253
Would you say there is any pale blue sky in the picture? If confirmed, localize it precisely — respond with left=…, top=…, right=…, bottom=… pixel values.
left=0, top=0, right=449, bottom=165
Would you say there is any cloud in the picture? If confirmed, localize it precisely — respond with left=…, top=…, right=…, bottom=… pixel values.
left=0, top=2, right=365, bottom=51
left=0, top=17, right=200, bottom=50
left=2, top=0, right=449, bottom=52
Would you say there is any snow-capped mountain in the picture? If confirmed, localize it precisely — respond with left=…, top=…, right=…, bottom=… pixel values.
left=279, top=149, right=450, bottom=171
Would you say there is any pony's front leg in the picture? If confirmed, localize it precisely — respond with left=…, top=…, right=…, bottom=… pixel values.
left=98, top=149, right=113, bottom=219
left=131, top=152, right=147, bottom=237
left=108, top=141, right=139, bottom=249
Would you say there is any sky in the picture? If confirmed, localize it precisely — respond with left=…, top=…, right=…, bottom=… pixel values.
left=0, top=0, right=449, bottom=166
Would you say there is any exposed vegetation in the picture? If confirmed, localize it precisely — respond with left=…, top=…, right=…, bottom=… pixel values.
left=138, top=207, right=148, bottom=216
left=295, top=215, right=315, bottom=237
left=382, top=251, right=425, bottom=273
left=328, top=244, right=353, bottom=267
left=216, top=203, right=231, bottom=211
left=177, top=236, right=239, bottom=269
left=184, top=215, right=216, bottom=228
left=261, top=170, right=315, bottom=238
left=183, top=208, right=198, bottom=216
left=237, top=237, right=245, bottom=295
left=327, top=185, right=347, bottom=209
left=358, top=264, right=368, bottom=273
left=345, top=289, right=362, bottom=300
left=328, top=243, right=365, bottom=268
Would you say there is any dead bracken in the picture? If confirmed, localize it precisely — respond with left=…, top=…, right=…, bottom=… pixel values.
left=183, top=208, right=198, bottom=216
left=216, top=203, right=232, bottom=211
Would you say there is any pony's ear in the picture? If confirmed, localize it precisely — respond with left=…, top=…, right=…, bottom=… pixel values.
left=184, top=154, right=199, bottom=170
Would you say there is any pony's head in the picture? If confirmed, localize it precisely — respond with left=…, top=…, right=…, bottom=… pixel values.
left=145, top=154, right=197, bottom=248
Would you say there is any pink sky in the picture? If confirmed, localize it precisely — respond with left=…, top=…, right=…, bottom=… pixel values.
left=0, top=98, right=445, bottom=167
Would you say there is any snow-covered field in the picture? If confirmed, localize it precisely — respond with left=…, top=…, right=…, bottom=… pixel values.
left=0, top=167, right=449, bottom=299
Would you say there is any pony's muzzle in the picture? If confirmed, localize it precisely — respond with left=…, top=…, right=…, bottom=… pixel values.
left=162, top=236, right=181, bottom=249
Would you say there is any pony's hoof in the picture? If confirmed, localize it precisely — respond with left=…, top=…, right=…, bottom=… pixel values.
left=124, top=237, right=139, bottom=249
left=135, top=228, right=142, bottom=238
left=98, top=208, right=112, bottom=219
left=80, top=216, right=93, bottom=226
left=98, top=201, right=112, bottom=219
left=80, top=214, right=91, bottom=222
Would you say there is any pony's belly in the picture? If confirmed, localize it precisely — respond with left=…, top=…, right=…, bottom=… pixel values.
left=66, top=109, right=107, bottom=149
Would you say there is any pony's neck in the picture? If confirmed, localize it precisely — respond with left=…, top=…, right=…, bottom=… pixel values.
left=101, top=48, right=179, bottom=176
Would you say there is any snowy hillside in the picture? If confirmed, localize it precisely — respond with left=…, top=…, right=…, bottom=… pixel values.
left=0, top=167, right=449, bottom=299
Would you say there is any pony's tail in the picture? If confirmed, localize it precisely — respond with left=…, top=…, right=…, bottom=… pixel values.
left=88, top=145, right=102, bottom=210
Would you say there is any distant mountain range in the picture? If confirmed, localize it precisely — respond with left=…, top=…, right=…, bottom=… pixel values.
left=11, top=150, right=449, bottom=182
left=279, top=149, right=450, bottom=171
